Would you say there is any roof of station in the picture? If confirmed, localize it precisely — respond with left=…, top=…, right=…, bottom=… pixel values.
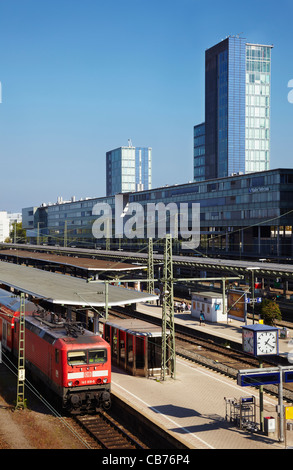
left=4, top=243, right=293, bottom=279
left=0, top=249, right=146, bottom=273
left=102, top=318, right=167, bottom=337
left=87, top=249, right=293, bottom=279
left=0, top=262, right=157, bottom=307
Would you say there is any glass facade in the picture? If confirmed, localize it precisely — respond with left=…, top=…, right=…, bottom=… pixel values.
left=202, top=37, right=272, bottom=180
left=205, top=39, right=228, bottom=180
left=106, top=147, right=123, bottom=196
left=121, top=147, right=136, bottom=193
left=135, top=147, right=152, bottom=191
left=28, top=168, right=293, bottom=258
left=245, top=44, right=272, bottom=173
left=228, top=37, right=246, bottom=176
left=106, top=146, right=152, bottom=196
left=217, top=48, right=228, bottom=177
left=194, top=123, right=205, bottom=181
left=205, top=37, right=246, bottom=179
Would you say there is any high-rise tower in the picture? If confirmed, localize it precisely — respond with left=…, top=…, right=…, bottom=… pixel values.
left=194, top=36, right=273, bottom=181
left=106, top=141, right=152, bottom=196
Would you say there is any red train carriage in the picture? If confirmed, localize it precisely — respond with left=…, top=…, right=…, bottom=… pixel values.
left=0, top=289, right=111, bottom=414
left=0, top=289, right=37, bottom=352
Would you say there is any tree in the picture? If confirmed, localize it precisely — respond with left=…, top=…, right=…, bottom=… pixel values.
left=9, top=222, right=27, bottom=244
left=260, top=299, right=282, bottom=326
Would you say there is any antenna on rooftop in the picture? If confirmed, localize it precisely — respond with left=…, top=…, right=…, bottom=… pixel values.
left=128, top=139, right=133, bottom=147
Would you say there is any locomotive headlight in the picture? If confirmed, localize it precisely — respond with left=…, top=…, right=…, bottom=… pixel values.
left=103, top=378, right=107, bottom=383
left=68, top=381, right=73, bottom=386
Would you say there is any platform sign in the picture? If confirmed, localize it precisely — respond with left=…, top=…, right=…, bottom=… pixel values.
left=284, top=371, right=293, bottom=383
left=238, top=371, right=280, bottom=387
left=238, top=366, right=293, bottom=388
left=245, top=297, right=262, bottom=304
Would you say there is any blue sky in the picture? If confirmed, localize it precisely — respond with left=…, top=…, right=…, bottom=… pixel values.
left=0, top=0, right=292, bottom=212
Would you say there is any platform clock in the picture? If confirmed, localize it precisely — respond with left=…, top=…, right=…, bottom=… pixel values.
left=256, top=330, right=278, bottom=355
left=242, top=325, right=279, bottom=357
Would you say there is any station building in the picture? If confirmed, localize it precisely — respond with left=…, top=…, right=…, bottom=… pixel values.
left=22, top=168, right=293, bottom=260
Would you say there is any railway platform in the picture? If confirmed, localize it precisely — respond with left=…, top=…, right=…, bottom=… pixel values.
left=111, top=358, right=286, bottom=449
left=135, top=302, right=293, bottom=358
left=110, top=302, right=293, bottom=449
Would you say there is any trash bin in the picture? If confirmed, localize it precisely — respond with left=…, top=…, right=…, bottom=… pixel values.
left=264, top=416, right=276, bottom=435
left=287, top=421, right=293, bottom=431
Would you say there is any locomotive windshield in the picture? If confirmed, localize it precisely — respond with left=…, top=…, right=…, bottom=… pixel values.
left=68, top=351, right=87, bottom=365
left=68, top=349, right=107, bottom=365
left=89, top=349, right=107, bottom=363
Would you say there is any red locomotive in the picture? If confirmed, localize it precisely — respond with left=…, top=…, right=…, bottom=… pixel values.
left=0, top=288, right=111, bottom=414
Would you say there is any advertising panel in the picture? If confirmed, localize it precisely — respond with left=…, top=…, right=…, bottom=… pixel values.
left=228, top=290, right=247, bottom=321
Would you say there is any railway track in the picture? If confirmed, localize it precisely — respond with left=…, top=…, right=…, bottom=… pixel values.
left=73, top=411, right=149, bottom=450
left=175, top=331, right=262, bottom=370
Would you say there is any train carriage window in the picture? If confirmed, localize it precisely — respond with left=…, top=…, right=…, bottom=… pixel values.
left=7, top=324, right=11, bottom=343
left=88, top=349, right=107, bottom=364
left=2, top=322, right=7, bottom=343
left=135, top=336, right=145, bottom=369
left=127, top=335, right=133, bottom=365
left=68, top=350, right=87, bottom=365
left=112, top=328, right=118, bottom=358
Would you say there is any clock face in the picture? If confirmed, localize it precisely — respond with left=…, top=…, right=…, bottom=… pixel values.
left=256, top=331, right=277, bottom=355
left=243, top=330, right=254, bottom=354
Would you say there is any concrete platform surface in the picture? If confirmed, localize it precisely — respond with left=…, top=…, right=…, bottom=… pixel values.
left=111, top=359, right=286, bottom=449
left=110, top=302, right=293, bottom=449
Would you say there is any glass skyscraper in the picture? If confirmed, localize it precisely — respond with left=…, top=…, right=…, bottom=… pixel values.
left=106, top=144, right=152, bottom=196
left=194, top=36, right=272, bottom=181
left=246, top=43, right=272, bottom=173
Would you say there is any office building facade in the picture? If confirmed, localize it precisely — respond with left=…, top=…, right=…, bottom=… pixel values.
left=106, top=144, right=152, bottom=196
left=245, top=43, right=272, bottom=173
left=194, top=36, right=272, bottom=181
left=0, top=211, right=22, bottom=242
left=0, top=211, right=10, bottom=242
left=193, top=123, right=206, bottom=181
left=24, top=168, right=293, bottom=259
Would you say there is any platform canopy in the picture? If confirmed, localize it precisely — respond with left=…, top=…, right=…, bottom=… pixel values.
left=0, top=249, right=146, bottom=274
left=0, top=261, right=157, bottom=308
